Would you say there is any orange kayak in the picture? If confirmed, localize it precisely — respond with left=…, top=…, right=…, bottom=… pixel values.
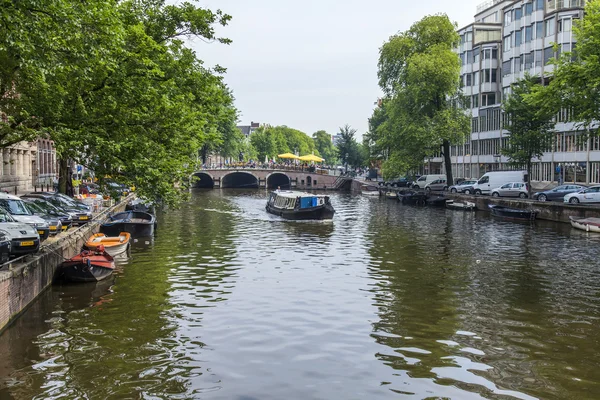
left=85, top=232, right=131, bottom=256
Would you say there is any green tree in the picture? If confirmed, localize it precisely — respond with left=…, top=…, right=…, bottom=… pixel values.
left=312, top=130, right=337, bottom=163
left=336, top=124, right=363, bottom=169
left=249, top=125, right=316, bottom=161
left=377, top=14, right=470, bottom=184
left=501, top=76, right=555, bottom=196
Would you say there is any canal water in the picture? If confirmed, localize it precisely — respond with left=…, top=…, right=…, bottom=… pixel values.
left=1, top=190, right=600, bottom=400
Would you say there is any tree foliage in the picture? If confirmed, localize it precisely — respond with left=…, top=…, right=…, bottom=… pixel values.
left=249, top=126, right=317, bottom=161
left=1, top=0, right=237, bottom=205
left=502, top=76, right=555, bottom=194
left=376, top=14, right=470, bottom=183
left=336, top=124, right=364, bottom=168
left=312, top=130, right=337, bottom=164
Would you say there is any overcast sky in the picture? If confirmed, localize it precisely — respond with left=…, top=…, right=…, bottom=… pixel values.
left=193, top=0, right=485, bottom=139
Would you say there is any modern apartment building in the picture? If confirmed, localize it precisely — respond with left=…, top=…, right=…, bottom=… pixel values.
left=450, top=0, right=596, bottom=185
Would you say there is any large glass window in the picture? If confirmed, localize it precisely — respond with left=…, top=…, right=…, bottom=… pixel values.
left=514, top=56, right=521, bottom=72
left=524, top=52, right=534, bottom=69
left=545, top=18, right=556, bottom=37
left=535, top=0, right=544, bottom=10
left=525, top=26, right=533, bottom=42
left=503, top=35, right=512, bottom=51
left=544, top=46, right=554, bottom=64
left=504, top=10, right=512, bottom=26
left=515, top=30, right=522, bottom=46
left=473, top=47, right=480, bottom=64
left=515, top=7, right=522, bottom=20
left=535, top=50, right=542, bottom=67
left=466, top=74, right=472, bottom=86
left=524, top=2, right=533, bottom=15
left=536, top=21, right=544, bottom=38
left=502, top=60, right=512, bottom=76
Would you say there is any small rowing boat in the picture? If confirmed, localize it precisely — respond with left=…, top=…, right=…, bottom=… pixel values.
left=489, top=205, right=537, bottom=220
left=446, top=200, right=476, bottom=211
left=61, top=245, right=115, bottom=282
left=361, top=185, right=380, bottom=196
left=85, top=232, right=131, bottom=256
left=100, top=211, right=156, bottom=237
left=569, top=216, right=600, bottom=233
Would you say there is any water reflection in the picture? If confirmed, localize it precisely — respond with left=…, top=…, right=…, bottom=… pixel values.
left=1, top=191, right=600, bottom=399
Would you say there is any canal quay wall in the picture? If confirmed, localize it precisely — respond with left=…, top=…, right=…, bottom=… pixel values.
left=448, top=193, right=600, bottom=223
left=0, top=196, right=130, bottom=333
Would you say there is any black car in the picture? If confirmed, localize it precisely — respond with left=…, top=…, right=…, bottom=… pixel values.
left=21, top=193, right=92, bottom=225
left=379, top=177, right=412, bottom=187
left=532, top=184, right=587, bottom=202
left=22, top=198, right=72, bottom=232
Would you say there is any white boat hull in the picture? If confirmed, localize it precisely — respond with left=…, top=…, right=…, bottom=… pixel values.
left=362, top=191, right=380, bottom=196
left=570, top=217, right=600, bottom=233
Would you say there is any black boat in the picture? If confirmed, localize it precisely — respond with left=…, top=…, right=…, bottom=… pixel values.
left=60, top=246, right=115, bottom=283
left=266, top=191, right=335, bottom=220
left=100, top=210, right=156, bottom=237
left=400, top=191, right=428, bottom=206
left=126, top=198, right=156, bottom=214
left=488, top=205, right=537, bottom=220
left=426, top=196, right=447, bottom=207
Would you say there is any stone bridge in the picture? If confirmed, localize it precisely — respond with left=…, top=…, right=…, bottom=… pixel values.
left=191, top=168, right=349, bottom=190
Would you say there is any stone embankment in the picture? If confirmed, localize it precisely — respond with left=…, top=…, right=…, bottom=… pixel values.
left=0, top=196, right=131, bottom=333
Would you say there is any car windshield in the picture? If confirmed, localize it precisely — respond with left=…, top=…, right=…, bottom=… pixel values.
left=0, top=208, right=16, bottom=222
left=32, top=199, right=61, bottom=213
left=0, top=199, right=32, bottom=216
left=24, top=201, right=44, bottom=214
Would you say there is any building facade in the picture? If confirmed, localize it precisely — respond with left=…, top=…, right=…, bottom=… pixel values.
left=0, top=138, right=56, bottom=194
left=451, top=0, right=596, bottom=185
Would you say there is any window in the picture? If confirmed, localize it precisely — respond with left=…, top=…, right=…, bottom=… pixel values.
left=502, top=60, right=512, bottom=76
left=466, top=50, right=473, bottom=63
left=536, top=21, right=544, bottom=38
left=514, top=56, right=521, bottom=72
left=524, top=2, right=533, bottom=15
left=481, top=69, right=497, bottom=83
left=481, top=92, right=496, bottom=106
left=503, top=35, right=512, bottom=51
left=466, top=32, right=473, bottom=42
left=559, top=18, right=572, bottom=32
left=545, top=18, right=555, bottom=37
left=492, top=49, right=498, bottom=60
left=525, top=26, right=533, bottom=42
left=473, top=47, right=480, bottom=63
left=524, top=52, right=534, bottom=69
left=504, top=10, right=512, bottom=26
left=535, top=0, right=544, bottom=10
left=515, top=30, right=522, bottom=46
left=535, top=49, right=542, bottom=67
left=472, top=94, right=479, bottom=108
left=544, top=46, right=554, bottom=64
left=466, top=74, right=472, bottom=86
left=515, top=7, right=522, bottom=20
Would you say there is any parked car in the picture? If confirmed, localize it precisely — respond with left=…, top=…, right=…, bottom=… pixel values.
left=21, top=193, right=92, bottom=225
left=0, top=230, right=11, bottom=263
left=533, top=185, right=587, bottom=202
left=564, top=185, right=600, bottom=204
left=412, top=174, right=446, bottom=189
left=472, top=170, right=528, bottom=195
left=491, top=182, right=530, bottom=198
left=52, top=192, right=91, bottom=212
left=448, top=180, right=478, bottom=194
left=21, top=198, right=73, bottom=231
left=0, top=207, right=40, bottom=255
left=22, top=199, right=67, bottom=234
left=425, top=179, right=448, bottom=192
left=0, top=193, right=50, bottom=240
left=380, top=177, right=412, bottom=187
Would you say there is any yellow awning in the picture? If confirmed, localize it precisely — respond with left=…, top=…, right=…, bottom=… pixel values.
left=277, top=153, right=299, bottom=159
left=298, top=154, right=324, bottom=162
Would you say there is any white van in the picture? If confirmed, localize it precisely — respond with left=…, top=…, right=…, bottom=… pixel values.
left=472, top=170, right=528, bottom=195
left=412, top=174, right=446, bottom=189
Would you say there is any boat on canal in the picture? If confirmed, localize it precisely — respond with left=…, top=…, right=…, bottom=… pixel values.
left=385, top=191, right=398, bottom=199
left=60, top=245, right=115, bottom=282
left=488, top=204, right=537, bottom=220
left=570, top=216, right=600, bottom=233
left=361, top=184, right=380, bottom=196
left=426, top=196, right=447, bottom=207
left=446, top=200, right=477, bottom=211
left=400, top=191, right=428, bottom=206
left=100, top=210, right=156, bottom=237
left=85, top=232, right=131, bottom=256
left=266, top=190, right=335, bottom=220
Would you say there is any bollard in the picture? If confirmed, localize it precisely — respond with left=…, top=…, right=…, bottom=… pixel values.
left=14, top=186, right=17, bottom=195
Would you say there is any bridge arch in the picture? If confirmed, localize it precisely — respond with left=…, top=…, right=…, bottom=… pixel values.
left=191, top=172, right=214, bottom=189
left=266, top=172, right=291, bottom=189
left=222, top=171, right=259, bottom=189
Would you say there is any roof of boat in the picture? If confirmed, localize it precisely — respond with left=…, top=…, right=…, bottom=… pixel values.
left=271, top=190, right=328, bottom=198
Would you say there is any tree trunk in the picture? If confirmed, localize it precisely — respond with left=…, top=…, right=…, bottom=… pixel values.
left=58, top=158, right=69, bottom=194
left=527, top=161, right=532, bottom=197
left=442, top=139, right=453, bottom=186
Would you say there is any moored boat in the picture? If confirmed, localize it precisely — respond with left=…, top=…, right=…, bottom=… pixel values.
left=61, top=245, right=115, bottom=282
left=85, top=232, right=131, bottom=256
left=426, top=196, right=447, bottom=207
left=489, top=204, right=537, bottom=220
left=100, top=211, right=156, bottom=237
left=570, top=216, right=600, bottom=233
left=446, top=200, right=477, bottom=211
left=401, top=192, right=428, bottom=206
left=385, top=191, right=398, bottom=199
left=266, top=191, right=335, bottom=220
left=361, top=185, right=380, bottom=196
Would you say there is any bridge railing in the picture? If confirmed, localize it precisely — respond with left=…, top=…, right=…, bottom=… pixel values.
left=200, top=164, right=344, bottom=176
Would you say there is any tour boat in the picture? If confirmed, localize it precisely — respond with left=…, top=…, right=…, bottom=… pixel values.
left=266, top=191, right=335, bottom=220
left=100, top=210, right=156, bottom=237
left=570, top=216, right=600, bottom=233
left=446, top=200, right=477, bottom=211
left=85, top=232, right=131, bottom=256
left=61, top=245, right=115, bottom=282
left=361, top=185, right=380, bottom=196
left=488, top=204, right=537, bottom=220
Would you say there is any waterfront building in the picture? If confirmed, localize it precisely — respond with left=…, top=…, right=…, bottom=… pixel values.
left=237, top=121, right=261, bottom=138
left=451, top=0, right=595, bottom=185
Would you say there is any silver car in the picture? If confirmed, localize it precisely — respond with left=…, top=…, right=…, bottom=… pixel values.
left=491, top=182, right=529, bottom=198
left=448, top=180, right=478, bottom=193
left=425, top=179, right=448, bottom=192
